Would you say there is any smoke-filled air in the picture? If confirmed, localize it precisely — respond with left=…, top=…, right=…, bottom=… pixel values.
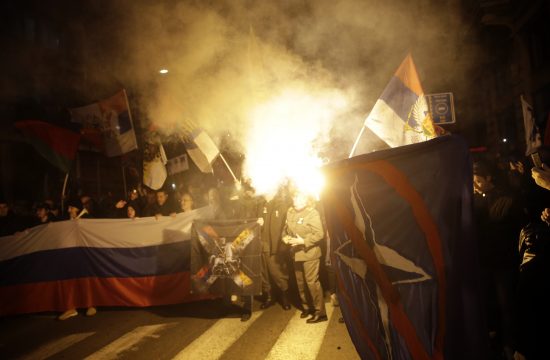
left=110, top=0, right=477, bottom=198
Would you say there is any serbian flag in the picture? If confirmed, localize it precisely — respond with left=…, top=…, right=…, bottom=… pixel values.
left=322, top=135, right=486, bottom=359
left=184, top=129, right=220, bottom=173
left=521, top=95, right=541, bottom=155
left=69, top=89, right=138, bottom=157
left=15, top=120, right=81, bottom=173
left=364, top=54, right=438, bottom=148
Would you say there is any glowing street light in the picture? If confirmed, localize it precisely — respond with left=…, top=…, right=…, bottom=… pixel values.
left=159, top=69, right=169, bottom=74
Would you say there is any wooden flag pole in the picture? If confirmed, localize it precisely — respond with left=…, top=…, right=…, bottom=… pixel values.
left=121, top=157, right=127, bottom=196
left=349, top=125, right=366, bottom=158
left=61, top=172, right=69, bottom=216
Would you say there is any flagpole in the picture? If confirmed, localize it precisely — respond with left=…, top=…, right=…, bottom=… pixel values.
left=61, top=172, right=69, bottom=216
left=219, top=153, right=240, bottom=185
left=349, top=125, right=366, bottom=158
left=121, top=162, right=127, bottom=196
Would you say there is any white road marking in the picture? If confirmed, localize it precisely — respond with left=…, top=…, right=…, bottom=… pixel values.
left=21, top=332, right=95, bottom=360
left=84, top=324, right=174, bottom=360
left=172, top=311, right=262, bottom=360
left=265, top=306, right=334, bottom=360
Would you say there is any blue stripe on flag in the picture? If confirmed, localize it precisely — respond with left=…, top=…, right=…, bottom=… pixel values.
left=379, top=76, right=419, bottom=128
left=118, top=111, right=132, bottom=134
left=0, top=241, right=190, bottom=286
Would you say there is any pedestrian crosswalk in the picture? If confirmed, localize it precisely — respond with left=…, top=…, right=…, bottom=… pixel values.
left=20, top=332, right=95, bottom=360
left=7, top=304, right=359, bottom=360
left=84, top=324, right=176, bottom=360
left=266, top=306, right=334, bottom=360
left=173, top=311, right=263, bottom=360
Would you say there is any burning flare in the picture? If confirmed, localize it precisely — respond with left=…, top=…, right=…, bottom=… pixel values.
left=243, top=87, right=347, bottom=199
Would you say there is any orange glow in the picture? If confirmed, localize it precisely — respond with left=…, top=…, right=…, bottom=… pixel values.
left=242, top=87, right=347, bottom=199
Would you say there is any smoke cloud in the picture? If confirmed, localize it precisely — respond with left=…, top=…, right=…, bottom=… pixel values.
left=75, top=0, right=481, bottom=193
left=109, top=0, right=478, bottom=154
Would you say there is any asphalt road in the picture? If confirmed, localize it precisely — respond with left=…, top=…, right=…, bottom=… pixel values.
left=0, top=298, right=360, bottom=359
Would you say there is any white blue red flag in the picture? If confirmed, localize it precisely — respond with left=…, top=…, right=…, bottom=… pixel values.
left=0, top=207, right=213, bottom=316
left=69, top=89, right=138, bottom=157
left=364, top=54, right=438, bottom=148
left=322, top=135, right=486, bottom=359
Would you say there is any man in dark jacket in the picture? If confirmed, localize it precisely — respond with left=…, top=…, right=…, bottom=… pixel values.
left=259, top=186, right=293, bottom=310
left=473, top=160, right=524, bottom=357
left=153, top=189, right=178, bottom=217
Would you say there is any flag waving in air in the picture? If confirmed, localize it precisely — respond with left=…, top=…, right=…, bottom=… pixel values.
left=69, top=89, right=138, bottom=157
left=184, top=129, right=220, bottom=173
left=364, top=54, right=438, bottom=148
left=15, top=120, right=81, bottom=173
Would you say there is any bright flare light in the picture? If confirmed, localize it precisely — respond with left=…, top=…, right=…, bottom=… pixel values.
left=159, top=69, right=169, bottom=74
left=243, top=87, right=347, bottom=199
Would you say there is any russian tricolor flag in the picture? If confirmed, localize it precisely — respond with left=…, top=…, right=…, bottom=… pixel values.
left=0, top=208, right=213, bottom=316
left=364, top=54, right=438, bottom=148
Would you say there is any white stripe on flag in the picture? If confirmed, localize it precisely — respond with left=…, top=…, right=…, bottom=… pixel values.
left=84, top=324, right=174, bottom=360
left=265, top=306, right=334, bottom=360
left=21, top=332, right=95, bottom=360
left=364, top=99, right=410, bottom=148
left=172, top=311, right=262, bottom=360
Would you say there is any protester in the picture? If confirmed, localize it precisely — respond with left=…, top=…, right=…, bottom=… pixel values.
left=511, top=162, right=550, bottom=359
left=473, top=160, right=524, bottom=358
left=58, top=198, right=96, bottom=320
left=0, top=199, right=16, bottom=236
left=111, top=189, right=142, bottom=218
left=153, top=189, right=178, bottom=218
left=141, top=188, right=158, bottom=217
left=66, top=199, right=89, bottom=220
left=283, top=190, right=327, bottom=323
left=44, top=199, right=60, bottom=220
left=80, top=194, right=98, bottom=218
left=259, top=184, right=292, bottom=311
left=179, top=192, right=195, bottom=213
left=126, top=203, right=140, bottom=219
left=35, top=202, right=53, bottom=224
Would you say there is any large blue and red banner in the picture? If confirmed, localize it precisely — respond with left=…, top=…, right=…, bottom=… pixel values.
left=322, top=135, right=486, bottom=359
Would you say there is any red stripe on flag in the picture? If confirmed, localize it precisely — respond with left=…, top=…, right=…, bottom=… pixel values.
left=15, top=120, right=80, bottom=160
left=0, top=272, right=215, bottom=316
left=327, top=159, right=447, bottom=360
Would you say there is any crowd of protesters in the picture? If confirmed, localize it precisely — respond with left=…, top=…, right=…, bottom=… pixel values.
left=4, top=147, right=548, bottom=357
left=0, top=181, right=208, bottom=237
left=0, top=176, right=338, bottom=325
left=472, top=148, right=550, bottom=360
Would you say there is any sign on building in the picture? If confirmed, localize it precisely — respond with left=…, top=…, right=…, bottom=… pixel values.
left=426, top=92, right=456, bottom=124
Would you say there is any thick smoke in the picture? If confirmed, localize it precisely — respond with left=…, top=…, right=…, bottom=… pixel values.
left=93, top=0, right=478, bottom=195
